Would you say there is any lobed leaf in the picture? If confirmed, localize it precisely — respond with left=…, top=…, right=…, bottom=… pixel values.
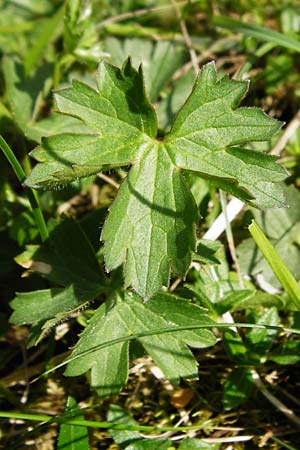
left=26, top=58, right=156, bottom=188
left=105, top=37, right=186, bottom=102
left=10, top=218, right=107, bottom=344
left=26, top=59, right=287, bottom=299
left=64, top=292, right=216, bottom=397
left=101, top=142, right=198, bottom=299
left=166, top=62, right=286, bottom=208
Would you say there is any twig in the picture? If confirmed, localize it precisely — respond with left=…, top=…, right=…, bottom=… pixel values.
left=172, top=36, right=240, bottom=81
left=270, top=111, right=300, bottom=156
left=20, top=345, right=30, bottom=404
left=201, top=435, right=253, bottom=443
left=97, top=1, right=188, bottom=29
left=203, top=197, right=244, bottom=241
left=251, top=370, right=300, bottom=428
left=169, top=277, right=182, bottom=292
left=219, top=190, right=245, bottom=289
left=171, top=0, right=199, bottom=74
left=97, top=172, right=120, bottom=189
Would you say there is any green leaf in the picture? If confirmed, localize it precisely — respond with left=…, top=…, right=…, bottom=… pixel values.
left=223, top=330, right=247, bottom=363
left=157, top=71, right=195, bottom=132
left=64, top=292, right=216, bottom=396
left=107, top=404, right=140, bottom=445
left=187, top=246, right=253, bottom=309
left=26, top=114, right=90, bottom=143
left=125, top=441, right=170, bottom=450
left=147, top=293, right=216, bottom=348
left=269, top=340, right=300, bottom=365
left=223, top=367, right=254, bottom=410
left=15, top=217, right=106, bottom=293
left=26, top=58, right=156, bottom=189
left=10, top=218, right=107, bottom=344
left=26, top=60, right=286, bottom=299
left=213, top=15, right=300, bottom=53
left=63, top=0, right=88, bottom=54
left=63, top=0, right=105, bottom=63
left=178, top=438, right=215, bottom=449
left=102, top=142, right=199, bottom=299
left=57, top=396, right=90, bottom=450
left=245, top=307, right=279, bottom=363
left=10, top=286, right=84, bottom=325
left=216, top=290, right=285, bottom=315
left=8, top=210, right=39, bottom=246
left=24, top=4, right=65, bottom=76
left=192, top=240, right=222, bottom=265
left=3, top=57, right=52, bottom=133
left=165, top=62, right=286, bottom=209
left=105, top=37, right=185, bottom=101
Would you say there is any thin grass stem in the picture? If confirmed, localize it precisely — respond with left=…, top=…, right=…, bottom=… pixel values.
left=0, top=134, right=48, bottom=242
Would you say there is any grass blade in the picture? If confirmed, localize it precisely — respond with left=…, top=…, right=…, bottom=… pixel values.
left=24, top=5, right=65, bottom=76
left=213, top=15, right=300, bottom=53
left=32, top=322, right=300, bottom=381
left=249, top=220, right=300, bottom=312
left=0, top=134, right=48, bottom=242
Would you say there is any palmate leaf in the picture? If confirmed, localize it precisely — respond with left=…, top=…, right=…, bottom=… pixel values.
left=64, top=292, right=216, bottom=397
left=25, top=59, right=287, bottom=299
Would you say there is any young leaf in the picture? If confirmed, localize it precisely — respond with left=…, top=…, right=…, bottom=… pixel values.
left=64, top=292, right=216, bottom=397
left=25, top=60, right=286, bottom=299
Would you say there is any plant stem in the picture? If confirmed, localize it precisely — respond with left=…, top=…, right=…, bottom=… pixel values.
left=96, top=1, right=188, bottom=29
left=53, top=59, right=61, bottom=91
left=0, top=134, right=48, bottom=242
left=271, top=436, right=299, bottom=450
left=171, top=0, right=199, bottom=74
left=219, top=190, right=244, bottom=289
left=34, top=322, right=300, bottom=381
left=0, top=411, right=236, bottom=432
